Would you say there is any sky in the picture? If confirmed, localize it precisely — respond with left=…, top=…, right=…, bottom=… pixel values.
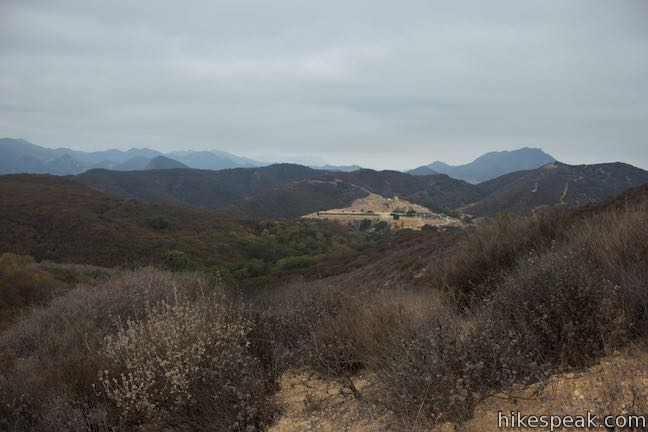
left=1, top=0, right=647, bottom=170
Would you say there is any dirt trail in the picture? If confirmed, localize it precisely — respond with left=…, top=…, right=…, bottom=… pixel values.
left=455, top=350, right=648, bottom=432
left=560, top=181, right=570, bottom=204
left=269, top=351, right=648, bottom=431
left=268, top=373, right=391, bottom=432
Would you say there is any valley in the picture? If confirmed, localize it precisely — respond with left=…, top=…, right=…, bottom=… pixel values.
left=3, top=2, right=647, bottom=430
left=1, top=140, right=648, bottom=432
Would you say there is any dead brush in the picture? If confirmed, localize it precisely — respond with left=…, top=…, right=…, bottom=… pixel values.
left=0, top=270, right=277, bottom=432
left=307, top=289, right=437, bottom=400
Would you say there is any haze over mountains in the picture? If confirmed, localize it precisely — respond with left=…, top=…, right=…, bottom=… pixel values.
left=145, top=156, right=189, bottom=170
left=3, top=138, right=648, bottom=219
left=408, top=147, right=556, bottom=182
left=0, top=138, right=262, bottom=175
left=3, top=138, right=555, bottom=182
left=0, top=138, right=371, bottom=175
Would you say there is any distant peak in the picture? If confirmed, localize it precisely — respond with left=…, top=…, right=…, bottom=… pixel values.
left=419, top=147, right=556, bottom=183
left=144, top=155, right=188, bottom=170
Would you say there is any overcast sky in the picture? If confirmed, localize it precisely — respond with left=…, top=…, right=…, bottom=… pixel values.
left=1, top=0, right=647, bottom=169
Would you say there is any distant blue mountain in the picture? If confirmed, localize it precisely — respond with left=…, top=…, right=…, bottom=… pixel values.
left=312, top=164, right=363, bottom=172
left=408, top=147, right=556, bottom=183
left=0, top=138, right=266, bottom=175
left=145, top=155, right=189, bottom=170
left=166, top=150, right=263, bottom=170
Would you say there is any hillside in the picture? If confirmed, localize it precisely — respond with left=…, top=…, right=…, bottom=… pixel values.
left=75, top=164, right=324, bottom=209
left=0, top=174, right=240, bottom=267
left=3, top=181, right=647, bottom=432
left=74, top=165, right=480, bottom=217
left=465, top=161, right=648, bottom=216
left=75, top=161, right=648, bottom=220
left=410, top=147, right=556, bottom=182
left=226, top=179, right=369, bottom=219
left=145, top=155, right=188, bottom=170
left=322, top=170, right=482, bottom=214
left=406, top=165, right=437, bottom=176
left=0, top=174, right=370, bottom=279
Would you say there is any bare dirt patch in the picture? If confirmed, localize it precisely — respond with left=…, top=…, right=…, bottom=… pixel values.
left=268, top=373, right=392, bottom=432
left=269, top=350, right=648, bottom=432
left=303, top=192, right=456, bottom=230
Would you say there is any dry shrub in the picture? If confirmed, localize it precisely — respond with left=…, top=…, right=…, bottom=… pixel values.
left=0, top=254, right=115, bottom=330
left=427, top=209, right=569, bottom=300
left=8, top=397, right=112, bottom=432
left=371, top=250, right=626, bottom=427
left=254, top=283, right=430, bottom=401
left=369, top=299, right=521, bottom=426
left=253, top=283, right=349, bottom=373
left=568, top=205, right=648, bottom=338
left=0, top=253, right=66, bottom=328
left=489, top=248, right=622, bottom=369
left=311, top=292, right=433, bottom=376
left=258, top=283, right=419, bottom=363
left=0, top=270, right=276, bottom=432
left=253, top=284, right=364, bottom=397
left=620, top=263, right=648, bottom=338
left=99, top=295, right=272, bottom=430
left=368, top=203, right=648, bottom=427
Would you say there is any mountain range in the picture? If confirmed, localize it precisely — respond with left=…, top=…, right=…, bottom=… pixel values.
left=0, top=138, right=368, bottom=175
left=3, top=138, right=648, bottom=219
left=408, top=147, right=556, bottom=183
left=3, top=139, right=554, bottom=184
left=72, top=160, right=648, bottom=219
left=0, top=138, right=262, bottom=175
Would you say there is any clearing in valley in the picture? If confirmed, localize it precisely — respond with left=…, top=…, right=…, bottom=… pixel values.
left=303, top=192, right=457, bottom=230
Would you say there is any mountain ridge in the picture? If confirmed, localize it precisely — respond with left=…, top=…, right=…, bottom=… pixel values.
left=465, top=161, right=648, bottom=216
left=409, top=147, right=556, bottom=183
left=0, top=138, right=264, bottom=175
left=145, top=155, right=189, bottom=170
left=73, top=161, right=648, bottom=219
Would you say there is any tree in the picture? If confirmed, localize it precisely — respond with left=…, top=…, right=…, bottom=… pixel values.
left=147, top=215, right=170, bottom=230
left=358, top=219, right=372, bottom=231
left=421, top=224, right=439, bottom=233
left=162, top=250, right=196, bottom=272
left=374, top=221, right=389, bottom=231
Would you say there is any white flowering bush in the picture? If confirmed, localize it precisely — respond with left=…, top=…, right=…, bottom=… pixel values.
left=99, top=295, right=271, bottom=430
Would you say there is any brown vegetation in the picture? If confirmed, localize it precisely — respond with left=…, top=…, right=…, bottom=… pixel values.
left=0, top=271, right=277, bottom=431
left=1, top=185, right=647, bottom=431
left=0, top=175, right=382, bottom=284
left=0, top=253, right=114, bottom=329
left=255, top=185, right=648, bottom=428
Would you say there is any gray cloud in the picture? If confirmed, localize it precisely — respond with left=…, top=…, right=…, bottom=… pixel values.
left=1, top=0, right=647, bottom=169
